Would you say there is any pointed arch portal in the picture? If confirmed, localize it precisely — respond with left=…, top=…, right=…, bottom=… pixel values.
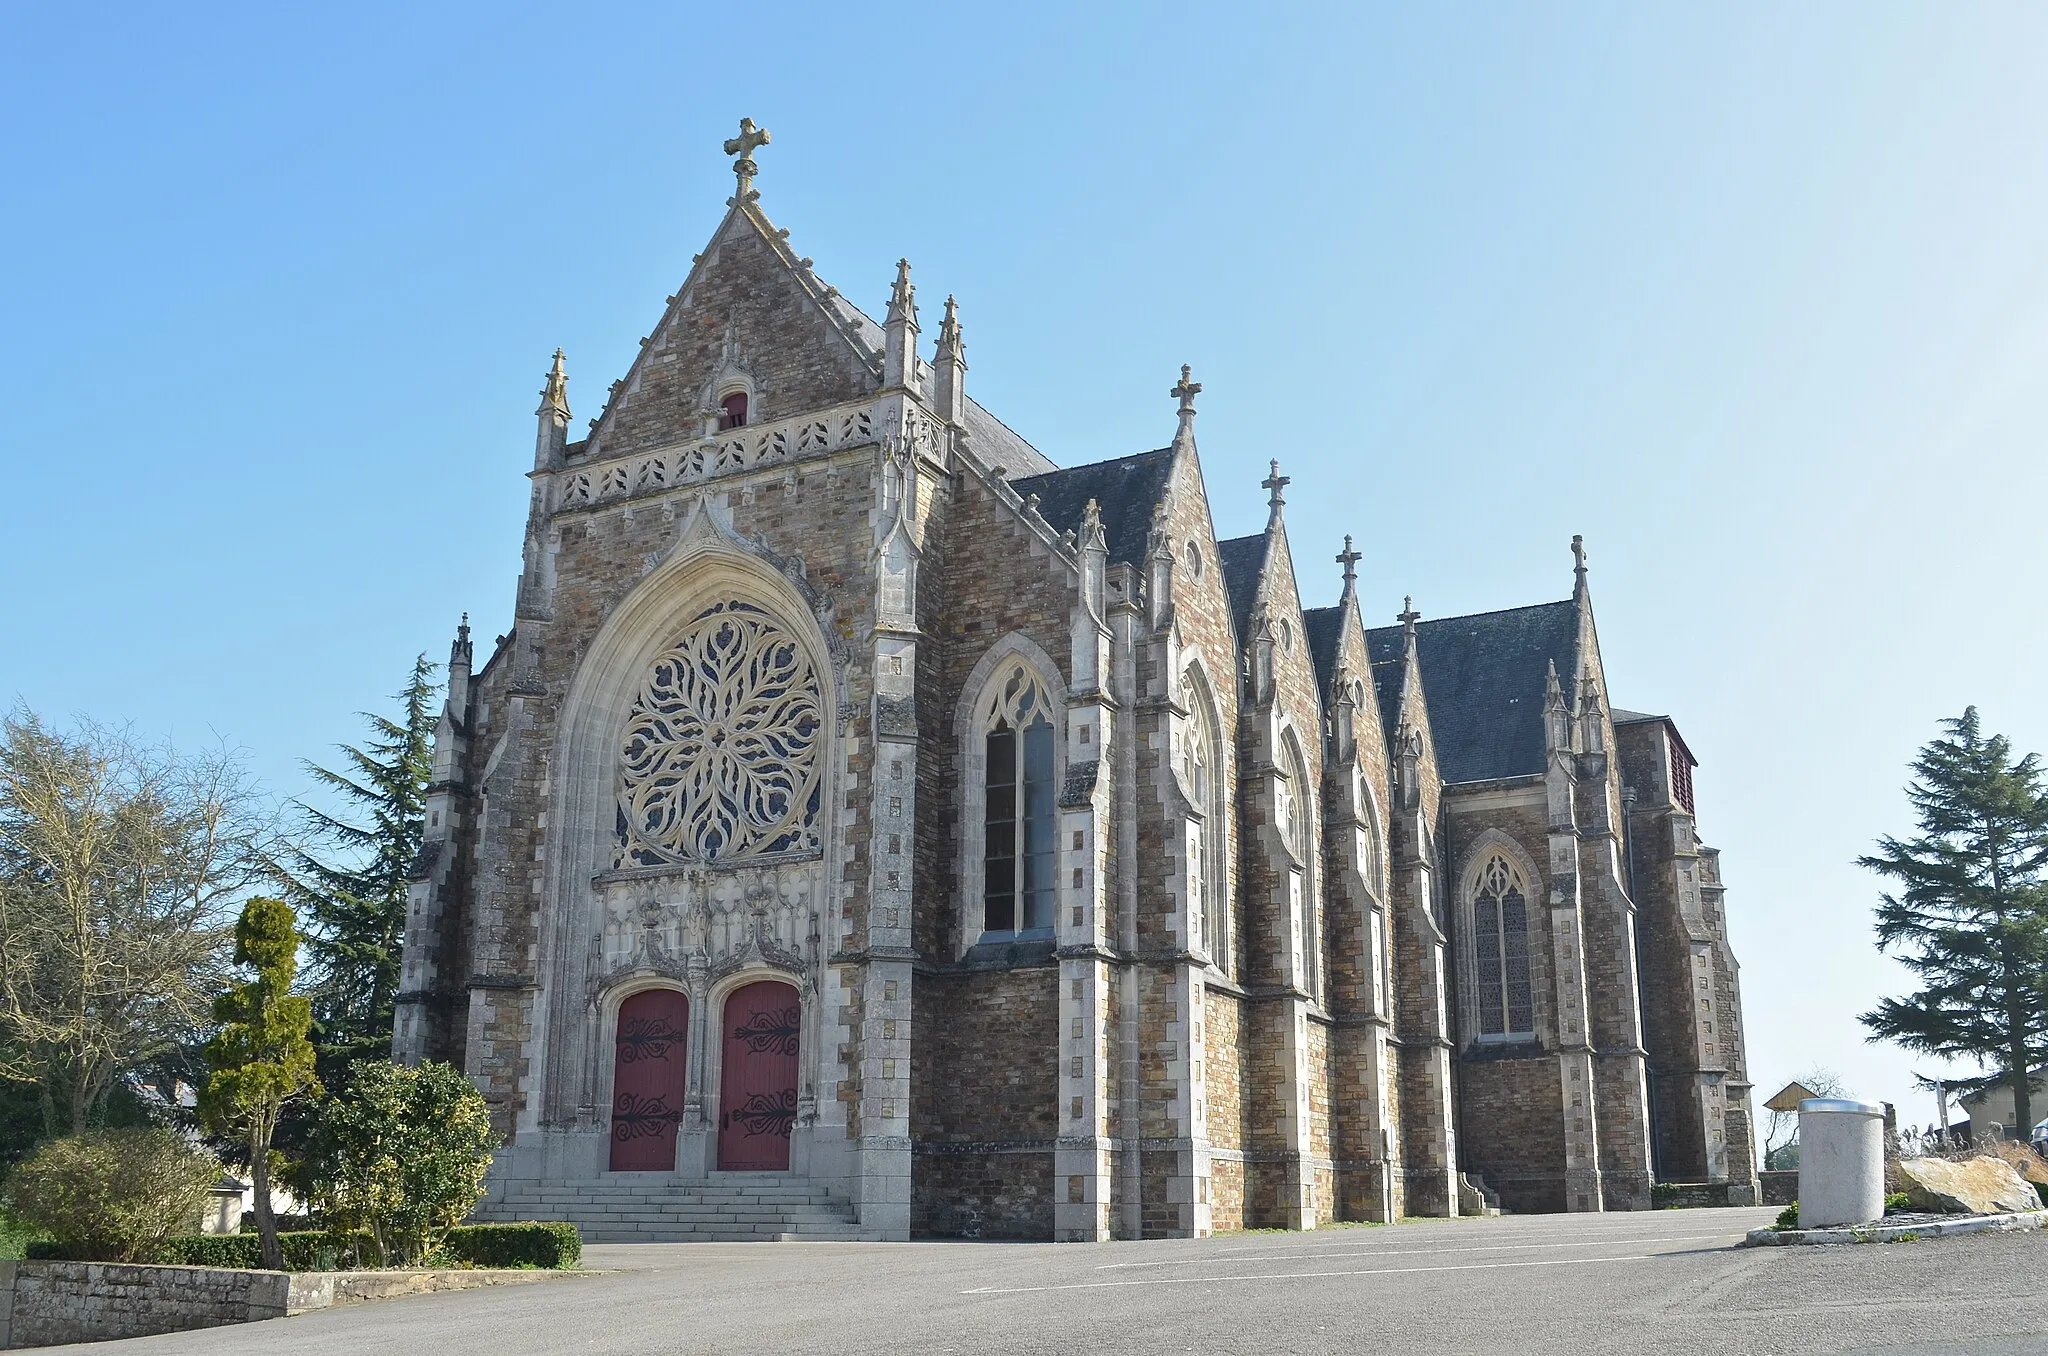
left=609, top=989, right=690, bottom=1171
left=718, top=980, right=802, bottom=1170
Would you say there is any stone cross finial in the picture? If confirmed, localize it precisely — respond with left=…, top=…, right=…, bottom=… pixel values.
left=1170, top=364, right=1201, bottom=441
left=1398, top=596, right=1421, bottom=639
left=1337, top=535, right=1361, bottom=587
left=1262, top=460, right=1290, bottom=512
left=1571, top=534, right=1587, bottom=589
left=723, top=117, right=772, bottom=198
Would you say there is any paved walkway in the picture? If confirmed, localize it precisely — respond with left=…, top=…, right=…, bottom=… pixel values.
left=69, top=1207, right=2048, bottom=1355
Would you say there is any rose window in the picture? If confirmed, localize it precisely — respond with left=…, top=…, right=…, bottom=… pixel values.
left=616, top=600, right=824, bottom=866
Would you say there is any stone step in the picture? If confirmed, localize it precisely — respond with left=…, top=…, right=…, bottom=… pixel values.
left=469, top=1175, right=868, bottom=1244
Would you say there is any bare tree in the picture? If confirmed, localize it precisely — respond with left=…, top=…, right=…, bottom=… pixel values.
left=0, top=708, right=268, bottom=1135
left=1761, top=1066, right=1847, bottom=1170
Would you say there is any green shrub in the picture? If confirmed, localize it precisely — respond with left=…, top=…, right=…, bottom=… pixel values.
left=2, top=1129, right=221, bottom=1262
left=156, top=1231, right=371, bottom=1271
left=0, top=1207, right=45, bottom=1261
left=433, top=1222, right=581, bottom=1270
left=299, top=1061, right=496, bottom=1267
left=1885, top=1192, right=1912, bottom=1214
left=1773, top=1201, right=1799, bottom=1231
left=26, top=1221, right=580, bottom=1271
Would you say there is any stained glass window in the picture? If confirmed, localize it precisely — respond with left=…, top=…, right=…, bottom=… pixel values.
left=981, top=664, right=1057, bottom=935
left=1472, top=855, right=1533, bottom=1037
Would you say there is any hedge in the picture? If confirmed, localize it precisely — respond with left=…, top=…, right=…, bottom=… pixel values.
left=26, top=1221, right=579, bottom=1271
left=435, top=1222, right=581, bottom=1270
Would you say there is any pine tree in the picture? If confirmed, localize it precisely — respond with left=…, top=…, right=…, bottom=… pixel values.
left=200, top=897, right=318, bottom=1271
left=276, top=657, right=438, bottom=1080
left=1860, top=708, right=2048, bottom=1138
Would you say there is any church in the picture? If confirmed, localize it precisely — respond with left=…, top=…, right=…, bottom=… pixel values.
left=393, top=121, right=1758, bottom=1241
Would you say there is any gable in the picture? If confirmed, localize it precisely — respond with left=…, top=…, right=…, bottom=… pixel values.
left=1367, top=600, right=1580, bottom=784
left=583, top=206, right=882, bottom=462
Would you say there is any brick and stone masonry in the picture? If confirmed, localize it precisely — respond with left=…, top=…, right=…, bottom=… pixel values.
left=393, top=120, right=1758, bottom=1240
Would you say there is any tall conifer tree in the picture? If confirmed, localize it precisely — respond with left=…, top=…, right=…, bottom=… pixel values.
left=277, top=657, right=437, bottom=1079
left=1860, top=708, right=2048, bottom=1136
left=201, top=897, right=318, bottom=1271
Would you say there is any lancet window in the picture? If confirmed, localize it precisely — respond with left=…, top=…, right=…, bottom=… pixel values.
left=1278, top=730, right=1320, bottom=998
left=980, top=662, right=1057, bottom=935
left=1472, top=854, right=1534, bottom=1038
left=615, top=600, right=824, bottom=867
left=1179, top=665, right=1227, bottom=969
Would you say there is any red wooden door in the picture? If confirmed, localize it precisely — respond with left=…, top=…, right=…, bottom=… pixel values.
left=718, top=980, right=800, bottom=1170
left=609, top=989, right=689, bottom=1171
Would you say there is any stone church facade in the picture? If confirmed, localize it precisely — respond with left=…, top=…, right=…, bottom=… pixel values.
left=393, top=124, right=1757, bottom=1240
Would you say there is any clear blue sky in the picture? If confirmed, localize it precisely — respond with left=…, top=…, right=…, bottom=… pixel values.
left=4, top=3, right=2045, bottom=1136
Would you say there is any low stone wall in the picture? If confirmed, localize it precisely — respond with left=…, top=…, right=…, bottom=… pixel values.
left=1760, top=1170, right=1798, bottom=1206
left=0, top=1259, right=567, bottom=1348
left=0, top=1259, right=291, bottom=1348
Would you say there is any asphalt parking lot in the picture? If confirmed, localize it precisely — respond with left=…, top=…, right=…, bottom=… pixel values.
left=72, top=1206, right=2048, bottom=1355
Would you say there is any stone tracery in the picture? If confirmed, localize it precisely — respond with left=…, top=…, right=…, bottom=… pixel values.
left=616, top=599, right=823, bottom=867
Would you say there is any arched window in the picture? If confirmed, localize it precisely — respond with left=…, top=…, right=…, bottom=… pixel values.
left=1278, top=730, right=1319, bottom=999
left=1355, top=768, right=1390, bottom=1013
left=1355, top=769, right=1384, bottom=900
left=979, top=663, right=1056, bottom=936
left=1179, top=665, right=1226, bottom=969
left=720, top=391, right=749, bottom=429
left=1472, top=855, right=1534, bottom=1038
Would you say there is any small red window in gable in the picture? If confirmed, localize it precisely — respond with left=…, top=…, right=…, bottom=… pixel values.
left=720, top=392, right=749, bottom=429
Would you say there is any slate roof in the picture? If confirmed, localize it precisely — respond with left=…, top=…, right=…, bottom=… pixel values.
left=1367, top=651, right=1411, bottom=749
left=1216, top=533, right=1270, bottom=640
left=1365, top=600, right=1581, bottom=785
left=1009, top=447, right=1176, bottom=567
left=1303, top=604, right=1348, bottom=695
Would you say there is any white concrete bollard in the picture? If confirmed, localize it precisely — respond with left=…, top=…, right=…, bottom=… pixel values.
left=1797, top=1097, right=1887, bottom=1227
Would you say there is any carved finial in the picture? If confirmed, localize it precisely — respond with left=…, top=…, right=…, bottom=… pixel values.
left=1262, top=460, right=1290, bottom=513
left=1398, top=596, right=1421, bottom=640
left=1170, top=364, right=1202, bottom=442
left=888, top=258, right=917, bottom=322
left=883, top=260, right=919, bottom=387
left=1080, top=497, right=1103, bottom=537
left=451, top=612, right=474, bottom=668
left=723, top=117, right=771, bottom=198
left=1336, top=535, right=1361, bottom=588
left=538, top=347, right=569, bottom=419
left=1572, top=534, right=1588, bottom=592
left=936, top=294, right=965, bottom=363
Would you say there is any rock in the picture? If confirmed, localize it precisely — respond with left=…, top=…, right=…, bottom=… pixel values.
left=1898, top=1155, right=2043, bottom=1215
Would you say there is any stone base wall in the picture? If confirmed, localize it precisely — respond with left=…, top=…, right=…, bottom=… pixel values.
left=1759, top=1170, right=1798, bottom=1206
left=910, top=1147, right=1053, bottom=1239
left=1, top=1260, right=293, bottom=1348
left=1210, top=1156, right=1247, bottom=1231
